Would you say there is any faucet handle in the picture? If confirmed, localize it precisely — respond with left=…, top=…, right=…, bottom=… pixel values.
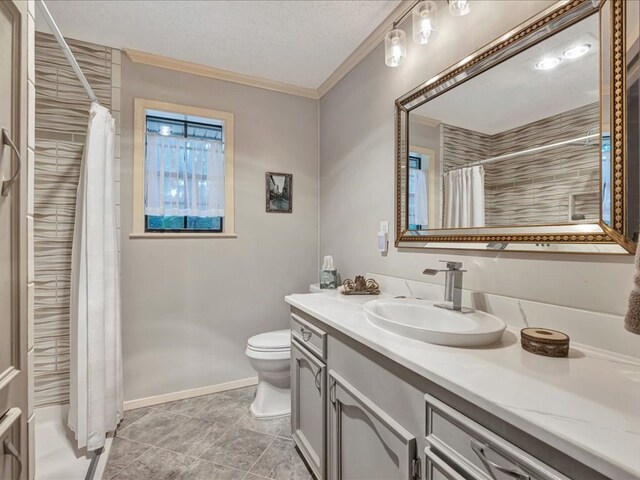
left=439, top=260, right=463, bottom=270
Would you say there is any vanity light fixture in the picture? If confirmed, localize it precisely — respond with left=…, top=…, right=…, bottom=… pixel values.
left=385, top=0, right=471, bottom=68
left=448, top=0, right=471, bottom=17
left=563, top=43, right=591, bottom=59
left=385, top=29, right=407, bottom=67
left=412, top=1, right=438, bottom=45
left=535, top=57, right=561, bottom=70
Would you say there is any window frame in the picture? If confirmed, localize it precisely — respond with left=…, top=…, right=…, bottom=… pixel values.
left=408, top=145, right=439, bottom=230
left=131, top=98, right=236, bottom=238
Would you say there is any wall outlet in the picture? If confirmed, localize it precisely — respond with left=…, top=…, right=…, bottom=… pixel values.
left=379, top=221, right=389, bottom=234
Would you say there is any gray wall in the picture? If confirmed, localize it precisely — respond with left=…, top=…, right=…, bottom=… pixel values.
left=319, top=0, right=634, bottom=316
left=120, top=57, right=318, bottom=401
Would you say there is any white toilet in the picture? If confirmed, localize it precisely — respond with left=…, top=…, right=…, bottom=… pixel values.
left=246, top=329, right=291, bottom=418
left=246, top=284, right=326, bottom=418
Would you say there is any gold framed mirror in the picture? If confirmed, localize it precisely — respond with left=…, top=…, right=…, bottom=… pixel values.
left=395, top=0, right=638, bottom=254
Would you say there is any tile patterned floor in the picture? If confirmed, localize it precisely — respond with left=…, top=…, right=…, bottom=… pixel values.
left=104, top=386, right=312, bottom=480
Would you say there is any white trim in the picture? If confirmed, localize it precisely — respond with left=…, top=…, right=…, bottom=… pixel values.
left=129, top=233, right=238, bottom=239
left=132, top=98, right=236, bottom=237
left=126, top=49, right=320, bottom=99
left=123, top=376, right=258, bottom=411
left=317, top=0, right=414, bottom=97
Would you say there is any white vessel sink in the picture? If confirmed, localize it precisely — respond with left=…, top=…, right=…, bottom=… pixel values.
left=364, top=298, right=506, bottom=347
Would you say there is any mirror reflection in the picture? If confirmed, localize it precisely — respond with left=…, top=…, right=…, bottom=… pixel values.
left=407, top=12, right=601, bottom=231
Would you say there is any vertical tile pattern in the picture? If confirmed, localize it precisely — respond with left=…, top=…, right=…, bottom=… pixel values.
left=442, top=103, right=600, bottom=226
left=33, top=32, right=119, bottom=407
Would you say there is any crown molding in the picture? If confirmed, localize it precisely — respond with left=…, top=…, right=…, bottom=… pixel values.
left=125, top=48, right=320, bottom=100
left=411, top=114, right=441, bottom=127
left=317, top=0, right=415, bottom=98
left=125, top=1, right=413, bottom=101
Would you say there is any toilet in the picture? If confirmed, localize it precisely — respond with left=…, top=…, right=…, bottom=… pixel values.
left=246, top=329, right=291, bottom=418
left=246, top=284, right=325, bottom=418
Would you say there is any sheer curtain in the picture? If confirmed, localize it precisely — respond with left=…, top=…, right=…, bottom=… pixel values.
left=443, top=165, right=485, bottom=228
left=409, top=168, right=429, bottom=227
left=69, top=103, right=122, bottom=451
left=145, top=134, right=225, bottom=217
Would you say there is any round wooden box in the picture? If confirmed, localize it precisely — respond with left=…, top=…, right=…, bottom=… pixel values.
left=520, top=328, right=570, bottom=358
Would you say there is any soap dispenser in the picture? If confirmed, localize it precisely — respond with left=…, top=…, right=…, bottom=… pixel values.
left=320, top=255, right=337, bottom=289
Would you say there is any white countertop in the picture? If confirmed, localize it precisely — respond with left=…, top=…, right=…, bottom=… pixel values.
left=285, top=291, right=640, bottom=480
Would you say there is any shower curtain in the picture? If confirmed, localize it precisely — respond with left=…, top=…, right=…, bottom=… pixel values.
left=68, top=102, right=122, bottom=451
left=145, top=134, right=225, bottom=218
left=443, top=165, right=485, bottom=228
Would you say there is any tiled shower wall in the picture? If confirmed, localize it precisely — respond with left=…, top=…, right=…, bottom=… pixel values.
left=33, top=32, right=121, bottom=407
left=442, top=103, right=600, bottom=226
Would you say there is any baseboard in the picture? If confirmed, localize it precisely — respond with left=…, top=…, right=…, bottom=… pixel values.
left=123, top=377, right=258, bottom=411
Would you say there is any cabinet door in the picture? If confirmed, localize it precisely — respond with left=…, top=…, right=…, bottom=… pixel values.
left=292, top=339, right=326, bottom=480
left=328, top=371, right=418, bottom=480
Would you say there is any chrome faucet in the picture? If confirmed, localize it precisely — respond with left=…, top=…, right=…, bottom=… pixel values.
left=423, top=261, right=472, bottom=313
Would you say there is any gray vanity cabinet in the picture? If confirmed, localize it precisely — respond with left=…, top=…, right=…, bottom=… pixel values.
left=289, top=307, right=605, bottom=480
left=425, top=394, right=568, bottom=480
left=328, top=370, right=418, bottom=480
left=291, top=338, right=327, bottom=480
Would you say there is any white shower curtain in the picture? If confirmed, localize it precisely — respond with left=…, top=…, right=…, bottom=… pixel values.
left=69, top=103, right=122, bottom=451
left=444, top=165, right=485, bottom=228
left=145, top=134, right=225, bottom=218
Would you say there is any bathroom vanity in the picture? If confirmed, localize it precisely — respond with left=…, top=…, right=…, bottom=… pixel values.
left=286, top=0, right=640, bottom=477
left=286, top=290, right=640, bottom=480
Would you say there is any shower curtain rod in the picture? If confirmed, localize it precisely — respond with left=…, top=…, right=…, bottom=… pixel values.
left=36, top=0, right=99, bottom=104
left=444, top=133, right=599, bottom=172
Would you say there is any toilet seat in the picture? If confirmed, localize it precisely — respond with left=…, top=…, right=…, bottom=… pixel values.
left=247, top=330, right=290, bottom=351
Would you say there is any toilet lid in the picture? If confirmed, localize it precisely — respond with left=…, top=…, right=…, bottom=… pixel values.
left=247, top=329, right=290, bottom=351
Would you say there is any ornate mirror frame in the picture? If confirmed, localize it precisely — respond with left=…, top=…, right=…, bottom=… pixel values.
left=395, top=0, right=635, bottom=254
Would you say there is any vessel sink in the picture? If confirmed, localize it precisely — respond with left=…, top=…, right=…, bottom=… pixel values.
left=364, top=298, right=506, bottom=347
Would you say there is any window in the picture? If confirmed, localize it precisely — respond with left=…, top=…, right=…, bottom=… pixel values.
left=601, top=134, right=611, bottom=226
left=407, top=146, right=437, bottom=230
left=132, top=99, right=235, bottom=237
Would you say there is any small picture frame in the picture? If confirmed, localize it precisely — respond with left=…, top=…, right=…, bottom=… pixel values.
left=266, top=172, right=293, bottom=213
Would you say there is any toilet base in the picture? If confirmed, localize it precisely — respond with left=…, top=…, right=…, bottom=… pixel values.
left=250, top=376, right=291, bottom=418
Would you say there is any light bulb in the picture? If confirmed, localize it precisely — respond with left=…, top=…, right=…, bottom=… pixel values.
left=392, top=44, right=402, bottom=62
left=385, top=29, right=407, bottom=67
left=412, top=1, right=438, bottom=45
left=563, top=44, right=591, bottom=59
left=535, top=57, right=561, bottom=70
left=448, top=0, right=470, bottom=16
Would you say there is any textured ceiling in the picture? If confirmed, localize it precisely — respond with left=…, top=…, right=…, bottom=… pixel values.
left=414, top=13, right=599, bottom=134
left=36, top=0, right=402, bottom=89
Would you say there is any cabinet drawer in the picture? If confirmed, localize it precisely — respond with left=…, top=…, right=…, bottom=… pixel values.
left=425, top=394, right=568, bottom=480
left=291, top=313, right=326, bottom=359
left=425, top=447, right=466, bottom=480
